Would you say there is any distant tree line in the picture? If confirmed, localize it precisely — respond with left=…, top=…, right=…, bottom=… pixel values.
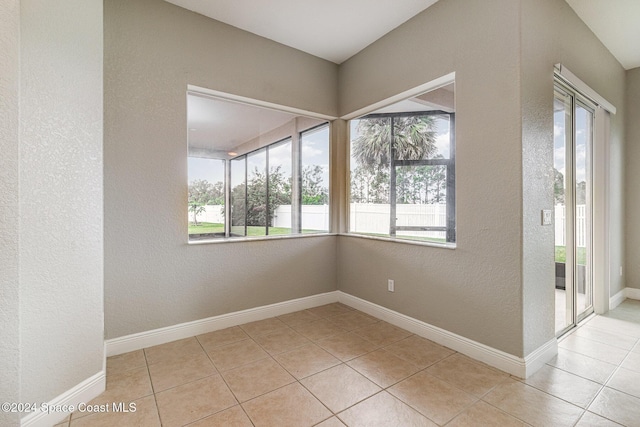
left=188, top=165, right=328, bottom=227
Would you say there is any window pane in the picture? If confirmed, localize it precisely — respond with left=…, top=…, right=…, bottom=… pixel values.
left=246, top=149, right=267, bottom=236
left=575, top=103, right=593, bottom=317
left=230, top=157, right=246, bottom=237
left=268, top=139, right=292, bottom=235
left=392, top=115, right=449, bottom=160
left=187, top=92, right=329, bottom=241
left=301, top=125, right=330, bottom=233
left=396, top=165, right=447, bottom=242
left=188, top=157, right=225, bottom=241
left=553, top=90, right=571, bottom=333
left=432, top=115, right=452, bottom=159
left=348, top=80, right=455, bottom=244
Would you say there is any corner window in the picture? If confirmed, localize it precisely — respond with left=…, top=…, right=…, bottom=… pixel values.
left=349, top=82, right=456, bottom=244
left=187, top=92, right=329, bottom=241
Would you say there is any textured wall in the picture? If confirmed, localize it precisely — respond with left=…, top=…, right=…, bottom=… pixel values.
left=338, top=0, right=525, bottom=356
left=626, top=67, right=640, bottom=289
left=19, top=0, right=104, bottom=405
left=520, top=0, right=626, bottom=353
left=104, top=0, right=339, bottom=340
left=0, top=1, right=20, bottom=425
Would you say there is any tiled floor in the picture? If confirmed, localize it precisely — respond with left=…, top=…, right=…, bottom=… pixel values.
left=54, top=300, right=640, bottom=427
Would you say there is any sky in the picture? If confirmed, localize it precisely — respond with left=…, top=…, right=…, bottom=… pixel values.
left=554, top=103, right=592, bottom=185
left=188, top=124, right=330, bottom=187
left=349, top=115, right=452, bottom=166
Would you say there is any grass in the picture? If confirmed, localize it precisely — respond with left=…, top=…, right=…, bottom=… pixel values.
left=555, top=246, right=587, bottom=265
left=188, top=222, right=323, bottom=237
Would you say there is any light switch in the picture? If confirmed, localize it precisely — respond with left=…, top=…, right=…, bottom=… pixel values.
left=542, top=209, right=553, bottom=226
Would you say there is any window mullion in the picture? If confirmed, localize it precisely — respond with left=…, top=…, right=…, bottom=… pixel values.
left=389, top=117, right=397, bottom=237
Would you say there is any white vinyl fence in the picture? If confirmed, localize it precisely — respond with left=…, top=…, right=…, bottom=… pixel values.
left=272, top=205, right=330, bottom=231
left=188, top=204, right=330, bottom=231
left=189, top=203, right=586, bottom=246
left=350, top=203, right=447, bottom=239
left=554, top=204, right=587, bottom=247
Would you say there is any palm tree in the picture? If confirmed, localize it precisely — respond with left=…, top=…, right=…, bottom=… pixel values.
left=352, top=115, right=437, bottom=167
left=351, top=115, right=438, bottom=204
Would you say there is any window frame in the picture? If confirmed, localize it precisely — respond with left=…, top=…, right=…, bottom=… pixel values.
left=189, top=123, right=330, bottom=242
left=348, top=110, right=456, bottom=244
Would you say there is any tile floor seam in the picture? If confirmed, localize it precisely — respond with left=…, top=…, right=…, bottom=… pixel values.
left=383, top=367, right=479, bottom=425
left=331, top=390, right=388, bottom=423
left=143, top=348, right=166, bottom=427
left=478, top=391, right=570, bottom=427
left=553, top=314, right=636, bottom=426
left=186, top=337, right=246, bottom=424
left=295, top=364, right=349, bottom=416
left=514, top=367, right=603, bottom=411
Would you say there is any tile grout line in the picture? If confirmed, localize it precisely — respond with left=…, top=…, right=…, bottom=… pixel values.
left=542, top=317, right=640, bottom=426
left=193, top=334, right=256, bottom=426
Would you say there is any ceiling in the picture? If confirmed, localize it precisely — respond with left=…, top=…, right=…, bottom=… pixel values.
left=166, top=0, right=639, bottom=70
left=188, top=93, right=298, bottom=154
left=164, top=0, right=437, bottom=64
left=566, top=0, right=640, bottom=70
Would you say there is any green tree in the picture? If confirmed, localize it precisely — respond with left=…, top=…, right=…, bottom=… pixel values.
left=189, top=179, right=224, bottom=205
left=352, top=116, right=437, bottom=166
left=188, top=179, right=224, bottom=225
left=351, top=116, right=438, bottom=204
left=302, top=165, right=328, bottom=205
left=554, top=168, right=565, bottom=204
left=233, top=166, right=291, bottom=228
left=188, top=204, right=206, bottom=226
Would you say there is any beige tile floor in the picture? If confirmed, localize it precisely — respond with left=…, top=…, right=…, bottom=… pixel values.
left=54, top=300, right=640, bottom=427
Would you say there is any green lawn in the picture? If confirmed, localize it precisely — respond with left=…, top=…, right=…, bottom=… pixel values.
left=555, top=246, right=587, bottom=265
left=189, top=222, right=323, bottom=237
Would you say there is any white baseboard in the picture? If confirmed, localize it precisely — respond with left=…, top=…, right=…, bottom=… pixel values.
left=610, top=289, right=626, bottom=309
left=337, top=291, right=555, bottom=378
left=21, top=371, right=105, bottom=427
left=609, top=287, right=640, bottom=310
left=523, top=338, right=559, bottom=378
left=106, top=291, right=339, bottom=356
left=625, top=287, right=640, bottom=301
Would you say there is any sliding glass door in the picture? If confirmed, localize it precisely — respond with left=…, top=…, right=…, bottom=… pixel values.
left=554, top=83, right=594, bottom=335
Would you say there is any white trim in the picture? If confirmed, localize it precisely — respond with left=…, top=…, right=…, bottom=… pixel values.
left=523, top=338, right=559, bottom=378
left=625, top=287, right=640, bottom=301
left=609, top=288, right=640, bottom=310
left=187, top=85, right=337, bottom=121
left=554, top=64, right=616, bottom=114
left=20, top=371, right=105, bottom=427
left=106, top=291, right=339, bottom=356
left=340, top=72, right=455, bottom=120
left=337, top=291, right=555, bottom=378
left=610, top=289, right=626, bottom=310
left=593, top=97, right=611, bottom=314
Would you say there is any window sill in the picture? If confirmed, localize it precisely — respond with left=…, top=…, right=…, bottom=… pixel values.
left=187, top=232, right=337, bottom=245
left=339, top=232, right=456, bottom=249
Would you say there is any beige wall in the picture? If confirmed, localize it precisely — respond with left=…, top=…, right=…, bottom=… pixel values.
left=338, top=0, right=525, bottom=356
left=626, top=67, right=640, bottom=289
left=520, top=0, right=626, bottom=353
left=18, top=0, right=104, bottom=412
left=104, top=0, right=339, bottom=339
left=0, top=0, right=20, bottom=424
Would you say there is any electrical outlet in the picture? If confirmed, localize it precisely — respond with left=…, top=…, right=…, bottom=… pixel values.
left=542, top=209, right=553, bottom=225
left=388, top=279, right=395, bottom=292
